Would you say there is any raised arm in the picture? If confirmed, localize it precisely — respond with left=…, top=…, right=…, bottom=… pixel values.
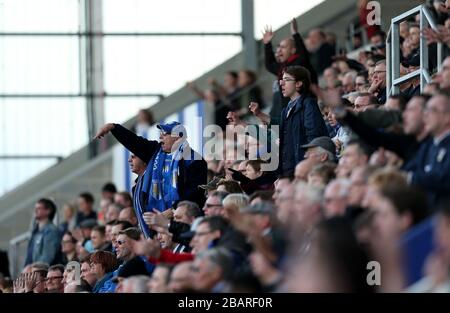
left=95, top=123, right=160, bottom=164
left=291, top=18, right=318, bottom=84
left=208, top=77, right=229, bottom=98
left=262, top=25, right=280, bottom=76
left=186, top=81, right=206, bottom=100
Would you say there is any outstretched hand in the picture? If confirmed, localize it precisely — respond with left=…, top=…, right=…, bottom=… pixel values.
left=94, top=123, right=115, bottom=140
left=130, top=238, right=161, bottom=258
left=262, top=25, right=274, bottom=44
left=290, top=18, right=298, bottom=34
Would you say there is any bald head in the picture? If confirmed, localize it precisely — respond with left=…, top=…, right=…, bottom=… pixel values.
left=277, top=38, right=297, bottom=63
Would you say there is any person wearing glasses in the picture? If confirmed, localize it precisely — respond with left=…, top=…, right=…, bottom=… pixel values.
left=368, top=59, right=387, bottom=104
left=99, top=228, right=153, bottom=293
left=202, top=191, right=229, bottom=217
left=45, top=264, right=64, bottom=293
left=95, top=121, right=207, bottom=239
left=278, top=65, right=329, bottom=177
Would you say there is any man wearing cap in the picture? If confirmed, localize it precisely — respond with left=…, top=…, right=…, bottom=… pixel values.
left=95, top=121, right=207, bottom=238
left=293, top=136, right=336, bottom=183
left=301, top=136, right=336, bottom=163
left=198, top=176, right=221, bottom=198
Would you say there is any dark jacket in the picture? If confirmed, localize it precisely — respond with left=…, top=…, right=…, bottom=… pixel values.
left=279, top=94, right=329, bottom=176
left=75, top=211, right=97, bottom=228
left=338, top=111, right=428, bottom=168
left=309, top=42, right=335, bottom=75
left=0, top=251, right=10, bottom=277
left=111, top=124, right=207, bottom=208
left=409, top=134, right=450, bottom=208
left=402, top=84, right=421, bottom=102
left=376, top=87, right=387, bottom=105
left=358, top=108, right=402, bottom=129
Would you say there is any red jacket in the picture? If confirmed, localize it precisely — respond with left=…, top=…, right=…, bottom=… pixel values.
left=148, top=249, right=194, bottom=264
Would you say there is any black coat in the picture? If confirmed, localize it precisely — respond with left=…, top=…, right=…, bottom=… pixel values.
left=409, top=135, right=450, bottom=208
left=111, top=124, right=207, bottom=208
left=279, top=95, right=329, bottom=176
left=309, top=42, right=335, bottom=75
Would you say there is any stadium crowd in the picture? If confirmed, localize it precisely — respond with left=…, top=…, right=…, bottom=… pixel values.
left=2, top=0, right=450, bottom=293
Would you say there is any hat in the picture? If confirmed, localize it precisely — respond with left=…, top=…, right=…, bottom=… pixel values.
left=401, top=53, right=420, bottom=68
left=157, top=121, right=186, bottom=138
left=79, top=218, right=97, bottom=229
left=301, top=136, right=336, bottom=156
left=240, top=201, right=275, bottom=215
left=199, top=176, right=222, bottom=190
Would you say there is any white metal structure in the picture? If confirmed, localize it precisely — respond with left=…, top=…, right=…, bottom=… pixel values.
left=387, top=4, right=444, bottom=96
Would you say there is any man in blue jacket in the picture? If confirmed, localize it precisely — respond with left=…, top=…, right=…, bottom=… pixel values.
left=278, top=65, right=329, bottom=176
left=95, top=121, right=207, bottom=238
left=25, top=198, right=61, bottom=266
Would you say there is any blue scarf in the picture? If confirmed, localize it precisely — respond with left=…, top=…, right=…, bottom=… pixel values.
left=134, top=141, right=190, bottom=238
left=144, top=140, right=188, bottom=207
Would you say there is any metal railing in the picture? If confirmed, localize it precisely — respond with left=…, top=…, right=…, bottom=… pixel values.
left=387, top=4, right=444, bottom=96
left=8, top=232, right=30, bottom=279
